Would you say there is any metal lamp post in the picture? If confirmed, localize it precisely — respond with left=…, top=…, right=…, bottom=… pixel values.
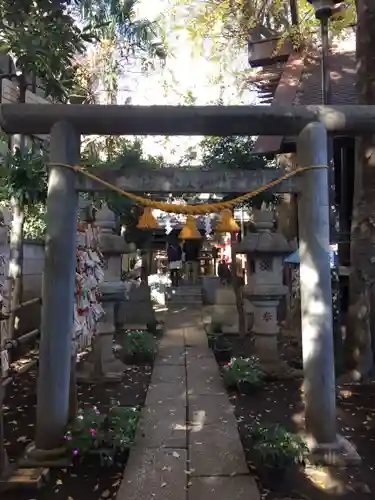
left=306, top=0, right=338, bottom=104
left=307, top=0, right=343, bottom=373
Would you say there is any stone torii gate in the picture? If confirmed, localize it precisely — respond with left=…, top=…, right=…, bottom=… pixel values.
left=0, top=103, right=367, bottom=463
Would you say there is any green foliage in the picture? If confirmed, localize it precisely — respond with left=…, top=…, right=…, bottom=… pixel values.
left=250, top=424, right=308, bottom=467
left=201, top=136, right=273, bottom=170
left=23, top=203, right=47, bottom=240
left=170, top=0, right=356, bottom=61
left=222, top=356, right=264, bottom=387
left=84, top=137, right=164, bottom=241
left=71, top=0, right=166, bottom=104
left=200, top=135, right=278, bottom=208
left=74, top=0, right=166, bottom=61
left=64, top=405, right=140, bottom=464
left=123, top=331, right=157, bottom=358
left=0, top=0, right=99, bottom=101
left=0, top=148, right=47, bottom=206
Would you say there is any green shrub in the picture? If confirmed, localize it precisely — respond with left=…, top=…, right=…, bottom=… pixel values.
left=222, top=356, right=264, bottom=386
left=124, top=331, right=157, bottom=358
left=250, top=424, right=308, bottom=468
left=64, top=405, right=140, bottom=465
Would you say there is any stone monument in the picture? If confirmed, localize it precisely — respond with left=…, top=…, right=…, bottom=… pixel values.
left=117, top=279, right=156, bottom=330
left=236, top=210, right=297, bottom=374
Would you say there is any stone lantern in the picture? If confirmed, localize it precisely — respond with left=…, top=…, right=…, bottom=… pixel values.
left=235, top=209, right=296, bottom=371
left=88, top=204, right=134, bottom=381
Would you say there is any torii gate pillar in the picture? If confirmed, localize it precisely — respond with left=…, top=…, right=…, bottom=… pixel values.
left=32, top=122, right=79, bottom=454
left=297, top=122, right=360, bottom=463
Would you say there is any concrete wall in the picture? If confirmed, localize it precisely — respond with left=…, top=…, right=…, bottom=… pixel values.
left=17, top=240, right=44, bottom=336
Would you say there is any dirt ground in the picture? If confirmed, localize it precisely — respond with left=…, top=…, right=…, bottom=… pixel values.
left=2, top=363, right=152, bottom=500
left=221, top=335, right=375, bottom=500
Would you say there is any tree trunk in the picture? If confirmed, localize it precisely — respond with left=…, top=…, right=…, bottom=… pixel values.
left=344, top=0, right=375, bottom=378
left=7, top=73, right=27, bottom=340
left=7, top=200, right=24, bottom=340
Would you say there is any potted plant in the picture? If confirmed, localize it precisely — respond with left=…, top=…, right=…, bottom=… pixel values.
left=213, top=335, right=232, bottom=363
left=221, top=360, right=237, bottom=389
left=123, top=331, right=157, bottom=364
left=236, top=357, right=264, bottom=394
left=250, top=424, right=308, bottom=488
left=64, top=405, right=140, bottom=466
left=222, top=356, right=264, bottom=393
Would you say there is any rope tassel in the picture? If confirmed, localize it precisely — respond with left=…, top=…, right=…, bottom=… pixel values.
left=215, top=209, right=240, bottom=233
left=179, top=215, right=201, bottom=240
left=137, top=207, right=160, bottom=230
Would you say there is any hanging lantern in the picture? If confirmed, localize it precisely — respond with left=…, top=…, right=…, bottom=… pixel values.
left=137, top=207, right=160, bottom=230
left=215, top=209, right=240, bottom=233
left=179, top=215, right=201, bottom=240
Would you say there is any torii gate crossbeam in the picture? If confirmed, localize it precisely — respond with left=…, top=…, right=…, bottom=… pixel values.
left=0, top=103, right=375, bottom=135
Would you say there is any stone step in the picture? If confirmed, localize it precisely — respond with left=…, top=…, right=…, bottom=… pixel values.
left=169, top=287, right=202, bottom=295
left=167, top=297, right=202, bottom=305
left=168, top=296, right=202, bottom=303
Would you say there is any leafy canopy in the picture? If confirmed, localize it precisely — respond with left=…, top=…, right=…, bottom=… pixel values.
left=169, top=0, right=356, bottom=59
left=82, top=136, right=164, bottom=230
left=0, top=0, right=99, bottom=100
left=0, top=147, right=48, bottom=206
left=200, top=135, right=277, bottom=208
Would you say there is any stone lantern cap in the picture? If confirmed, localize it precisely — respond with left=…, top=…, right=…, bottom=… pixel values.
left=235, top=209, right=296, bottom=255
left=96, top=203, right=136, bottom=255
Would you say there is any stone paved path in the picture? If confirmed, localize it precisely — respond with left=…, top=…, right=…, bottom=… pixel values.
left=116, top=307, right=260, bottom=500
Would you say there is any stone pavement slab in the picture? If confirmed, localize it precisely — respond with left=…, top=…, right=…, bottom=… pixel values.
left=156, top=346, right=186, bottom=365
left=159, top=330, right=185, bottom=347
left=116, top=447, right=187, bottom=500
left=188, top=476, right=260, bottom=500
left=185, top=346, right=214, bottom=359
left=186, top=357, right=226, bottom=396
left=145, top=380, right=186, bottom=406
left=184, top=325, right=208, bottom=347
left=188, top=394, right=236, bottom=427
left=138, top=404, right=187, bottom=449
left=117, top=307, right=260, bottom=500
left=151, top=364, right=185, bottom=384
left=189, top=421, right=249, bottom=476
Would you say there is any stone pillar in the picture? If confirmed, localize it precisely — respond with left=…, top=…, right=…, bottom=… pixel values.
left=35, top=122, right=79, bottom=452
left=297, top=122, right=336, bottom=446
left=212, top=285, right=239, bottom=333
